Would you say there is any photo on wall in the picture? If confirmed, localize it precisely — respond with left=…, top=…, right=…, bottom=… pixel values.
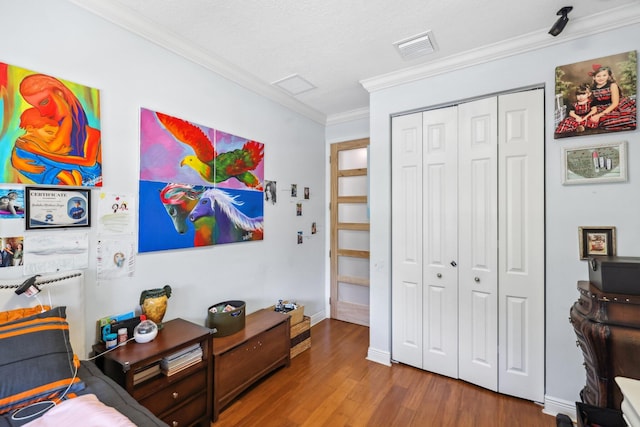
left=0, top=62, right=102, bottom=186
left=554, top=51, right=637, bottom=139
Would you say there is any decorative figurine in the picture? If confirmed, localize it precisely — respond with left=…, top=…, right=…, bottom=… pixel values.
left=139, top=285, right=172, bottom=329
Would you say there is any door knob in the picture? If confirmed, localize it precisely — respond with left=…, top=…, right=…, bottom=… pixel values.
left=474, top=277, right=480, bottom=282
left=450, top=261, right=457, bottom=267
left=437, top=273, right=442, bottom=278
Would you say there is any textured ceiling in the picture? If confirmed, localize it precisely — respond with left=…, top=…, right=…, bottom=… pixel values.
left=69, top=0, right=639, bottom=123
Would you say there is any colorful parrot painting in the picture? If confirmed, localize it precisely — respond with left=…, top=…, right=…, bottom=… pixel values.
left=150, top=111, right=264, bottom=190
left=138, top=108, right=264, bottom=253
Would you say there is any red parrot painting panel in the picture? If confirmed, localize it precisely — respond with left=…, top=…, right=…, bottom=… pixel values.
left=138, top=108, right=264, bottom=253
left=0, top=62, right=102, bottom=187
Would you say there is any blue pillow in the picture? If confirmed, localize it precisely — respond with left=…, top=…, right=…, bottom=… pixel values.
left=0, top=306, right=85, bottom=415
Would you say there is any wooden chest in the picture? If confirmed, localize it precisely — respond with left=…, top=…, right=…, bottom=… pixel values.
left=570, top=281, right=640, bottom=410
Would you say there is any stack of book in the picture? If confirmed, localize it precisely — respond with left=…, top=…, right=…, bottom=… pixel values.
left=160, top=344, right=203, bottom=376
left=133, top=362, right=161, bottom=385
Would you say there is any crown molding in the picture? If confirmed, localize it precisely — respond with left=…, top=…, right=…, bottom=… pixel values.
left=68, top=0, right=327, bottom=125
left=361, top=4, right=640, bottom=93
left=326, top=107, right=370, bottom=126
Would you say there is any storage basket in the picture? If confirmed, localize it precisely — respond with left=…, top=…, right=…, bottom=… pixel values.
left=267, top=302, right=305, bottom=325
left=207, top=300, right=246, bottom=337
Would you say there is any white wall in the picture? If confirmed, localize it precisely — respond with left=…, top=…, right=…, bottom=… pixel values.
left=367, top=23, right=640, bottom=409
left=0, top=0, right=326, bottom=354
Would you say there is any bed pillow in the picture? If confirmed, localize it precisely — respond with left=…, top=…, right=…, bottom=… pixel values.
left=0, top=306, right=85, bottom=415
left=0, top=305, right=51, bottom=324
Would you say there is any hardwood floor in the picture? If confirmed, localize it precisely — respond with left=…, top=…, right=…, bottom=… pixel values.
left=212, top=318, right=556, bottom=426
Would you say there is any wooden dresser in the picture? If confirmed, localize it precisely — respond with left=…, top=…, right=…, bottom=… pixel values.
left=570, top=280, right=640, bottom=410
left=212, top=309, right=290, bottom=421
left=95, top=318, right=212, bottom=427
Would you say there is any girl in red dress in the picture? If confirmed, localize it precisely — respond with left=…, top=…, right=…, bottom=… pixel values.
left=588, top=64, right=636, bottom=131
left=555, top=83, right=598, bottom=136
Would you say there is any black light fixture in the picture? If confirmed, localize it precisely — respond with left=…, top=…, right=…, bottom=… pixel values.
left=549, top=6, right=573, bottom=36
left=14, top=275, right=41, bottom=297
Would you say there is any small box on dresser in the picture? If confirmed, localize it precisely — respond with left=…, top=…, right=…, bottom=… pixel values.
left=267, top=302, right=305, bottom=325
left=290, top=315, right=311, bottom=358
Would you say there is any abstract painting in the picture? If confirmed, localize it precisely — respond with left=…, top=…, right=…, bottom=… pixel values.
left=138, top=108, right=264, bottom=252
left=0, top=62, right=102, bottom=186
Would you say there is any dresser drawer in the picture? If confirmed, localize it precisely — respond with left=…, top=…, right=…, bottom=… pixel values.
left=140, top=370, right=207, bottom=415
left=161, top=392, right=207, bottom=427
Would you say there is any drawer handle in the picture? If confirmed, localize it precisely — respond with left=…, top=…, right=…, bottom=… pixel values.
left=172, top=392, right=179, bottom=400
left=172, top=421, right=179, bottom=427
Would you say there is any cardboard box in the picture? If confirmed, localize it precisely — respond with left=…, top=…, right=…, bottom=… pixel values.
left=290, top=316, right=311, bottom=358
left=267, top=302, right=305, bottom=325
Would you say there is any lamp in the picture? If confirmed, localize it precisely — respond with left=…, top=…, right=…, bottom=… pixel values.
left=549, top=6, right=573, bottom=36
left=14, top=275, right=41, bottom=297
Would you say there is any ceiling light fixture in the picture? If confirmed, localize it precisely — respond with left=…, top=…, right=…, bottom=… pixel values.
left=393, top=30, right=437, bottom=60
left=548, top=6, right=573, bottom=37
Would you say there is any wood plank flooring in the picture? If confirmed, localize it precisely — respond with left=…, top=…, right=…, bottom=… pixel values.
left=211, top=318, right=556, bottom=426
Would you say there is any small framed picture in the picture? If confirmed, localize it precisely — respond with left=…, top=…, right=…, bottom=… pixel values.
left=562, top=141, right=627, bottom=185
left=578, top=226, right=616, bottom=260
left=25, top=187, right=91, bottom=229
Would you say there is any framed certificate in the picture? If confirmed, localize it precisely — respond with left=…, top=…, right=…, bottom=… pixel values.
left=25, top=187, right=91, bottom=229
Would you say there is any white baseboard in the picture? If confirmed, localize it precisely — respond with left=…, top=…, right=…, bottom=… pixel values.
left=309, top=312, right=326, bottom=327
left=544, top=395, right=577, bottom=422
left=366, top=347, right=391, bottom=366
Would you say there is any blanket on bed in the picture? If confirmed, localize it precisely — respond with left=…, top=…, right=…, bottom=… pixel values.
left=22, top=394, right=135, bottom=427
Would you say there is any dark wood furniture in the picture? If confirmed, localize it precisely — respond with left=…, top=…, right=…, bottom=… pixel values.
left=570, top=280, right=640, bottom=410
left=212, top=308, right=290, bottom=421
left=95, top=318, right=213, bottom=427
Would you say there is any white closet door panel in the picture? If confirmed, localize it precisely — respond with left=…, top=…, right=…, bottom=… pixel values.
left=391, top=113, right=424, bottom=367
left=498, top=89, right=545, bottom=402
left=458, top=97, right=498, bottom=391
left=392, top=279, right=423, bottom=367
left=422, top=107, right=458, bottom=378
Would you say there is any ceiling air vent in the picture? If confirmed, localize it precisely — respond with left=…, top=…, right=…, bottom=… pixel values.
left=393, top=30, right=437, bottom=60
left=272, top=74, right=316, bottom=96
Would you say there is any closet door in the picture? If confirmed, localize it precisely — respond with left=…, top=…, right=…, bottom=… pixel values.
left=497, top=89, right=544, bottom=402
left=422, top=106, right=458, bottom=378
left=391, top=112, right=423, bottom=368
left=457, top=97, right=499, bottom=391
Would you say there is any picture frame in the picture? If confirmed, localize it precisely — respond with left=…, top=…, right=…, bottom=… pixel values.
left=562, top=141, right=627, bottom=185
left=553, top=50, right=637, bottom=139
left=25, top=187, right=91, bottom=230
left=578, top=226, right=616, bottom=260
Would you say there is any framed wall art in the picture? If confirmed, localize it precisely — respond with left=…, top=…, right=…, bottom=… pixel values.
left=561, top=141, right=627, bottom=185
left=554, top=51, right=637, bottom=139
left=578, top=226, right=616, bottom=260
left=0, top=62, right=102, bottom=186
left=25, top=187, right=91, bottom=229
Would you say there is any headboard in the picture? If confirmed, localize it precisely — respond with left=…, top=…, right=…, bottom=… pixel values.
left=0, top=271, right=86, bottom=356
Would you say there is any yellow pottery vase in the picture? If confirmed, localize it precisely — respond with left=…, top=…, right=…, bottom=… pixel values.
left=139, top=285, right=172, bottom=329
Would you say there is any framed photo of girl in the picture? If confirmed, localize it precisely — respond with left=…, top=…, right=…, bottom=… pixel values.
left=554, top=51, right=637, bottom=139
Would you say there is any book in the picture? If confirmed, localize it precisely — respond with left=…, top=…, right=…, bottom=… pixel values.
left=163, top=344, right=201, bottom=362
left=162, top=358, right=201, bottom=376
left=133, top=362, right=161, bottom=385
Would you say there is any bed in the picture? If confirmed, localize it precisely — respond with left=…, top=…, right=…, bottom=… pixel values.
left=0, top=305, right=168, bottom=427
